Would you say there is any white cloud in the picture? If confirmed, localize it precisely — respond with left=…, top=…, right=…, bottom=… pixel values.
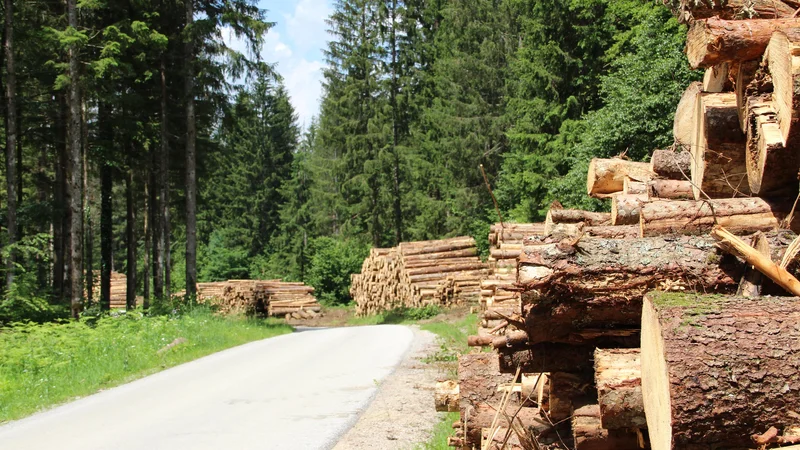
left=285, top=0, right=332, bottom=55
left=282, top=59, right=325, bottom=129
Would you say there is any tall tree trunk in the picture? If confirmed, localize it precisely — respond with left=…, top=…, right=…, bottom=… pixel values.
left=99, top=103, right=112, bottom=311
left=67, top=0, right=83, bottom=317
left=82, top=101, right=92, bottom=306
left=154, top=56, right=168, bottom=302
left=125, top=170, right=136, bottom=310
left=143, top=180, right=151, bottom=306
left=4, top=0, right=17, bottom=290
left=53, top=95, right=67, bottom=304
left=184, top=0, right=197, bottom=299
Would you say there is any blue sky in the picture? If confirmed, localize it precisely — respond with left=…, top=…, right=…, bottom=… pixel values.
left=224, top=0, right=333, bottom=129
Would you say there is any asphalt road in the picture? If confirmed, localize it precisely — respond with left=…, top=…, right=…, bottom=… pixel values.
left=0, top=325, right=415, bottom=450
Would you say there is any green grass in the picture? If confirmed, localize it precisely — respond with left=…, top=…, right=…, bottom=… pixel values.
left=346, top=305, right=443, bottom=326
left=0, top=308, right=292, bottom=422
left=416, top=411, right=460, bottom=450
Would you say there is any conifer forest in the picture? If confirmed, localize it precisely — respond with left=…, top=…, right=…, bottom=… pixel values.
left=0, top=0, right=698, bottom=321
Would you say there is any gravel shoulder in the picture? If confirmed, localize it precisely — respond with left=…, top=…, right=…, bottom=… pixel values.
left=333, top=325, right=446, bottom=450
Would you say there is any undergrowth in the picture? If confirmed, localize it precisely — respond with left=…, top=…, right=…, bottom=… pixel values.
left=0, top=307, right=292, bottom=422
left=346, top=305, right=442, bottom=326
left=416, top=411, right=460, bottom=450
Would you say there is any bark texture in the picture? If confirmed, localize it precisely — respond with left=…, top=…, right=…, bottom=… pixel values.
left=647, top=179, right=693, bottom=199
left=666, top=0, right=797, bottom=23
left=611, top=194, right=648, bottom=226
left=571, top=404, right=641, bottom=450
left=594, top=348, right=645, bottom=430
left=642, top=292, right=800, bottom=450
left=651, top=149, right=691, bottom=179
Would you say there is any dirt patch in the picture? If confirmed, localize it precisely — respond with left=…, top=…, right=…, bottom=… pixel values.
left=332, top=326, right=447, bottom=450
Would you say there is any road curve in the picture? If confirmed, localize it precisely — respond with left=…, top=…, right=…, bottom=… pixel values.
left=0, top=325, right=415, bottom=450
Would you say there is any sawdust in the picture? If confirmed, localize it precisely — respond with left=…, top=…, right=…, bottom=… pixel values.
left=332, top=325, right=447, bottom=450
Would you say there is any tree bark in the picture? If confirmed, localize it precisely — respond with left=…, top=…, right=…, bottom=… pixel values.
left=584, top=225, right=639, bottom=239
left=642, top=292, right=800, bottom=450
left=4, top=0, right=17, bottom=290
left=160, top=56, right=171, bottom=301
left=458, top=353, right=517, bottom=415
left=691, top=92, right=749, bottom=199
left=647, top=179, right=693, bottom=200
left=686, top=17, right=800, bottom=69
left=639, top=197, right=796, bottom=237
left=53, top=95, right=68, bottom=304
left=667, top=0, right=797, bottom=23
left=571, top=404, right=641, bottom=450
left=594, top=348, right=645, bottom=430
left=547, top=372, right=595, bottom=422
left=125, top=170, right=136, bottom=310
left=673, top=82, right=702, bottom=150
left=67, top=0, right=83, bottom=317
left=184, top=0, right=197, bottom=299
left=622, top=177, right=646, bottom=195
left=499, top=344, right=604, bottom=374
left=544, top=209, right=611, bottom=235
left=586, top=158, right=654, bottom=197
left=611, top=194, right=648, bottom=226
left=735, top=60, right=762, bottom=131
left=143, top=180, right=151, bottom=305
left=463, top=403, right=546, bottom=447
left=518, top=235, right=742, bottom=301
left=651, top=149, right=691, bottom=180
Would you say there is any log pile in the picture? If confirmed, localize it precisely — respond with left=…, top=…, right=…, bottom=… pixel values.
left=351, top=237, right=489, bottom=316
left=197, top=279, right=320, bottom=318
left=87, top=271, right=128, bottom=309
left=438, top=4, right=800, bottom=448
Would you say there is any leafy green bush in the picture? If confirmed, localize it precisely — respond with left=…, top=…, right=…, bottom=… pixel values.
left=306, top=237, right=369, bottom=305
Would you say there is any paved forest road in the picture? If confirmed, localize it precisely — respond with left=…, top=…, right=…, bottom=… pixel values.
left=0, top=325, right=415, bottom=450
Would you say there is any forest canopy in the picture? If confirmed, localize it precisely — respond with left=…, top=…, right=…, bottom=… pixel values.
left=0, top=0, right=698, bottom=320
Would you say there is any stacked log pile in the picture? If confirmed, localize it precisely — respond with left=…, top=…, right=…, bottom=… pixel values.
left=351, top=237, right=488, bottom=316
left=439, top=4, right=800, bottom=448
left=197, top=279, right=319, bottom=318
left=87, top=271, right=128, bottom=308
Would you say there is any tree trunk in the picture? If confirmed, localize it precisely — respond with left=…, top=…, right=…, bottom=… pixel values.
left=594, top=348, right=645, bottom=430
left=667, top=0, right=797, bottom=23
left=622, top=177, right=646, bottom=195
left=458, top=353, right=517, bottom=415
left=651, top=149, right=691, bottom=180
left=642, top=292, right=800, bottom=450
left=735, top=60, right=761, bottom=131
left=586, top=158, right=654, bottom=197
left=544, top=209, right=611, bottom=235
left=685, top=17, right=800, bottom=69
left=547, top=372, right=595, bottom=422
left=160, top=56, right=170, bottom=300
left=647, top=179, right=693, bottom=199
left=4, top=0, right=17, bottom=290
left=100, top=159, right=112, bottom=311
left=498, top=344, right=602, bottom=374
left=747, top=29, right=800, bottom=196
left=53, top=95, right=67, bottom=304
left=584, top=225, right=639, bottom=239
left=125, top=170, right=136, bottom=310
left=638, top=197, right=795, bottom=237
left=67, top=0, right=83, bottom=317
left=571, top=404, right=641, bottom=450
left=691, top=92, right=749, bottom=199
left=673, top=82, right=702, bottom=150
left=463, top=403, right=546, bottom=448
left=702, top=62, right=731, bottom=93
left=611, top=194, right=647, bottom=226
left=184, top=0, right=197, bottom=299
left=143, top=181, right=151, bottom=305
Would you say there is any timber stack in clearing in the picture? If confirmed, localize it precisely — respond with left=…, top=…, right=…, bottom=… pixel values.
left=350, top=236, right=489, bottom=316
left=434, top=2, right=800, bottom=448
left=196, top=279, right=320, bottom=319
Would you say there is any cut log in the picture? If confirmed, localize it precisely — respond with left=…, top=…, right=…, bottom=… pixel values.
left=735, top=60, right=764, bottom=131
left=464, top=403, right=547, bottom=447
left=673, top=83, right=702, bottom=149
left=584, top=224, right=639, bottom=239
left=667, top=0, right=797, bottom=23
left=586, top=158, right=654, bottom=197
left=685, top=17, right=800, bottom=69
left=544, top=209, right=611, bottom=235
left=518, top=235, right=742, bottom=302
left=746, top=29, right=800, bottom=196
left=611, top=194, right=648, bottom=226
left=691, top=92, right=749, bottom=199
left=651, top=149, right=691, bottom=179
left=458, top=353, right=516, bottom=415
left=647, top=179, right=693, bottom=199
left=499, top=344, right=611, bottom=374
left=639, top=197, right=795, bottom=237
left=642, top=292, right=800, bottom=450
left=622, top=177, right=646, bottom=195
left=571, top=404, right=641, bottom=450
left=434, top=380, right=459, bottom=412
left=594, top=348, right=645, bottom=430
left=702, top=62, right=731, bottom=93
left=547, top=372, right=595, bottom=422
left=737, top=231, right=771, bottom=297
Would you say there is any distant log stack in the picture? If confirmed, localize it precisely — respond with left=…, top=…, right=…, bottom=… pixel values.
left=87, top=271, right=128, bottom=309
left=197, top=279, right=319, bottom=318
left=351, top=236, right=488, bottom=316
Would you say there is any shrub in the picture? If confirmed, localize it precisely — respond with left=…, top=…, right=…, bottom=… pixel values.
left=305, top=237, right=369, bottom=305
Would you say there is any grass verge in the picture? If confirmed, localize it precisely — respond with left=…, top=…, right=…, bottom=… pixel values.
left=0, top=308, right=292, bottom=422
left=416, top=411, right=460, bottom=450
